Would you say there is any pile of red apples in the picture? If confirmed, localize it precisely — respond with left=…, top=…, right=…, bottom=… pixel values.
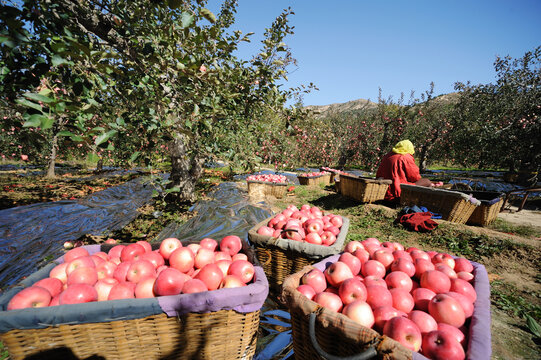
left=298, top=171, right=330, bottom=178
left=7, top=236, right=256, bottom=310
left=296, top=237, right=477, bottom=360
left=256, top=204, right=343, bottom=246
left=246, top=174, right=288, bottom=183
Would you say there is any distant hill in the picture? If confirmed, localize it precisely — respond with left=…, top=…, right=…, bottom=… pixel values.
left=305, top=93, right=460, bottom=118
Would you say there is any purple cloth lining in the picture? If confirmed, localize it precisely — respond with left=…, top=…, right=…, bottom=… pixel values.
left=157, top=266, right=268, bottom=316
left=313, top=254, right=491, bottom=360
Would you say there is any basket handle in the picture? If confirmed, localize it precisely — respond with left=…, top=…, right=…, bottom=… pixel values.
left=260, top=248, right=272, bottom=266
left=309, top=312, right=377, bottom=360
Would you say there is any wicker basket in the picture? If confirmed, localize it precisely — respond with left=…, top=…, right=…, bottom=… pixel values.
left=0, top=241, right=267, bottom=360
left=400, top=184, right=480, bottom=224
left=281, top=260, right=412, bottom=360
left=339, top=174, right=392, bottom=203
left=297, top=173, right=332, bottom=186
left=459, top=191, right=504, bottom=227
left=247, top=180, right=288, bottom=199
left=281, top=253, right=492, bottom=360
left=248, top=216, right=349, bottom=293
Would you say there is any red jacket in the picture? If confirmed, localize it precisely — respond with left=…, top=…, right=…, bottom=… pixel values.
left=376, top=152, right=421, bottom=202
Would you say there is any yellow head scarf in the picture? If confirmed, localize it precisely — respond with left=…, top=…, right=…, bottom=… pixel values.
left=392, top=140, right=415, bottom=155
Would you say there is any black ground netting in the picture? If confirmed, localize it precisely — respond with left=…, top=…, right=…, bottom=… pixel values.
left=0, top=177, right=154, bottom=290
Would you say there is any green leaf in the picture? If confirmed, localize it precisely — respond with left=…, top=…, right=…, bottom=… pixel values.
left=51, top=55, right=67, bottom=66
left=0, top=35, right=15, bottom=48
left=57, top=131, right=75, bottom=137
left=165, top=186, right=181, bottom=194
left=16, top=98, right=43, bottom=112
left=130, top=151, right=140, bottom=162
left=24, top=92, right=53, bottom=104
left=526, top=314, right=541, bottom=337
left=23, top=114, right=47, bottom=128
left=41, top=116, right=55, bottom=130
left=87, top=153, right=99, bottom=163
left=38, top=88, right=52, bottom=96
left=200, top=8, right=216, bottom=23
left=95, top=130, right=117, bottom=146
left=181, top=12, right=194, bottom=28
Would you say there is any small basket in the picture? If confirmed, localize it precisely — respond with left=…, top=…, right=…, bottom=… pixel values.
left=400, top=184, right=480, bottom=224
left=297, top=173, right=332, bottom=186
left=247, top=216, right=349, bottom=293
left=0, top=241, right=267, bottom=360
left=459, top=191, right=504, bottom=226
left=281, top=254, right=492, bottom=360
left=339, top=174, right=392, bottom=203
left=247, top=180, right=288, bottom=199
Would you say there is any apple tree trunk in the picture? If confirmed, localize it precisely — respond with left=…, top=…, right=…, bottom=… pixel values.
left=46, top=133, right=58, bottom=179
left=169, top=134, right=205, bottom=203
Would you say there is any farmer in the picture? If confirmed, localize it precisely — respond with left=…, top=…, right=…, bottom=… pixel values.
left=376, top=140, right=432, bottom=203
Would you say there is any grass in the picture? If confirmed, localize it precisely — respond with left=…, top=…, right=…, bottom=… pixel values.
left=489, top=218, right=540, bottom=238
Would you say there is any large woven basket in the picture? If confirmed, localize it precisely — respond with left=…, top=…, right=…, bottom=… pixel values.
left=297, top=173, right=332, bottom=186
left=400, top=184, right=480, bottom=224
left=0, top=241, right=267, bottom=360
left=247, top=180, right=288, bottom=199
left=339, top=174, right=392, bottom=203
left=248, top=216, right=349, bottom=293
left=459, top=191, right=504, bottom=226
left=281, top=254, right=492, bottom=360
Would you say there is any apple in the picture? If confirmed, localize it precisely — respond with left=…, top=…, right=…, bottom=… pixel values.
left=182, top=278, right=208, bottom=294
left=432, top=253, right=456, bottom=269
left=408, top=310, right=438, bottom=335
left=364, top=275, right=387, bottom=288
left=93, top=251, right=109, bottom=262
left=410, top=249, right=430, bottom=261
left=450, top=278, right=477, bottom=303
left=446, top=292, right=474, bottom=318
left=113, top=261, right=132, bottom=282
left=159, top=237, right=182, bottom=260
left=302, top=268, right=327, bottom=293
left=104, top=238, right=118, bottom=244
left=390, top=288, right=414, bottom=313
left=344, top=240, right=364, bottom=253
left=135, top=276, right=157, bottom=298
left=220, top=274, right=246, bottom=289
left=429, top=294, right=466, bottom=328
left=187, top=243, right=201, bottom=254
left=96, top=261, right=117, bottom=280
left=362, top=237, right=381, bottom=248
left=231, top=253, right=248, bottom=262
left=108, top=282, right=135, bottom=300
left=385, top=271, right=413, bottom=292
left=314, top=292, right=343, bottom=312
left=199, top=237, right=219, bottom=251
left=215, top=259, right=232, bottom=277
left=296, top=284, right=317, bottom=300
left=220, top=235, right=242, bottom=256
left=214, top=251, right=232, bottom=262
left=153, top=268, right=190, bottom=296
left=67, top=266, right=98, bottom=286
left=352, top=249, right=370, bottom=264
left=325, top=226, right=341, bottom=237
left=338, top=278, right=367, bottom=305
left=34, top=277, right=63, bottom=298
left=66, top=256, right=96, bottom=276
left=195, top=263, right=224, bottom=291
left=390, top=258, right=416, bottom=277
left=361, top=260, right=386, bottom=279
left=420, top=270, right=451, bottom=294
left=126, top=260, right=156, bottom=283
left=64, top=247, right=90, bottom=262
left=339, top=252, right=361, bottom=276
left=107, top=245, right=125, bottom=259
left=372, top=249, right=394, bottom=270
left=228, top=260, right=255, bottom=284
left=342, top=300, right=374, bottom=328
left=373, top=305, right=401, bottom=332
left=383, top=316, right=422, bottom=352
left=414, top=258, right=436, bottom=279
left=365, top=285, right=393, bottom=309
left=49, top=262, right=69, bottom=284
left=454, top=258, right=474, bottom=273
left=412, top=287, right=437, bottom=312
left=120, top=243, right=146, bottom=262
left=305, top=232, right=323, bottom=245
left=59, top=283, right=98, bottom=305
left=422, top=330, right=466, bottom=360
left=257, top=226, right=275, bottom=237
left=438, top=323, right=466, bottom=346
left=392, top=250, right=413, bottom=261
left=140, top=251, right=165, bottom=269
left=94, top=278, right=119, bottom=301
left=169, top=247, right=195, bottom=273
left=435, top=263, right=458, bottom=279
left=7, top=286, right=52, bottom=310
left=457, top=271, right=475, bottom=282
left=304, top=218, right=324, bottom=234
left=320, top=231, right=337, bottom=246
left=194, top=248, right=215, bottom=269
left=330, top=215, right=343, bottom=228
left=324, top=261, right=354, bottom=288
left=135, top=240, right=152, bottom=253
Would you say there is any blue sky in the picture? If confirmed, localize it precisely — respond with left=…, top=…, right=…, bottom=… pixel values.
left=209, top=0, right=541, bottom=106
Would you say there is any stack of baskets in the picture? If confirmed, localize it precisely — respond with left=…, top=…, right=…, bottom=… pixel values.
left=339, top=174, right=392, bottom=203
left=458, top=190, right=504, bottom=226
left=400, top=184, right=481, bottom=224
left=0, top=240, right=268, bottom=360
left=248, top=216, right=349, bottom=293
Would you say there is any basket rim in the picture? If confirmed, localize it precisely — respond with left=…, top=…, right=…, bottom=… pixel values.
left=246, top=179, right=289, bottom=186
left=339, top=173, right=392, bottom=184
